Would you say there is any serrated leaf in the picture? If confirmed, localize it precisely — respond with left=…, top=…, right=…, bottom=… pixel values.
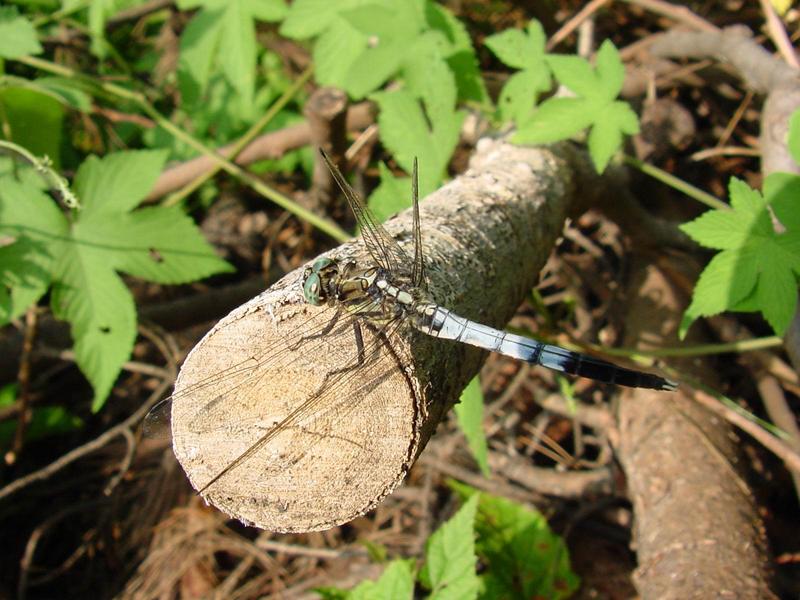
left=0, top=7, right=42, bottom=58
left=594, top=40, right=625, bottom=100
left=2, top=151, right=232, bottom=410
left=679, top=210, right=752, bottom=250
left=757, top=252, right=798, bottom=334
left=424, top=1, right=488, bottom=104
left=79, top=207, right=232, bottom=283
left=0, top=178, right=66, bottom=323
left=73, top=150, right=169, bottom=214
left=51, top=248, right=137, bottom=410
left=681, top=176, right=800, bottom=336
left=367, top=163, right=412, bottom=223
left=325, top=559, right=415, bottom=600
left=545, top=54, right=597, bottom=98
left=513, top=97, right=595, bottom=144
left=0, top=87, right=65, bottom=169
left=729, top=176, right=766, bottom=218
left=422, top=494, right=480, bottom=600
left=279, top=0, right=369, bottom=39
left=449, top=483, right=580, bottom=599
left=372, top=81, right=464, bottom=197
left=485, top=28, right=537, bottom=70
left=765, top=171, right=800, bottom=232
left=587, top=101, right=638, bottom=172
left=313, top=17, right=368, bottom=88
left=680, top=248, right=759, bottom=338
left=454, top=376, right=489, bottom=477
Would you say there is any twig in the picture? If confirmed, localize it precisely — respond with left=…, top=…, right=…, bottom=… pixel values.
left=8, top=308, right=38, bottom=465
left=255, top=538, right=364, bottom=560
left=163, top=65, right=315, bottom=207
left=547, top=0, right=609, bottom=51
left=688, top=385, right=800, bottom=473
left=756, top=374, right=800, bottom=497
left=621, top=0, right=719, bottom=32
left=18, top=497, right=109, bottom=600
left=758, top=0, right=800, bottom=68
left=0, top=378, right=171, bottom=502
left=103, top=426, right=136, bottom=496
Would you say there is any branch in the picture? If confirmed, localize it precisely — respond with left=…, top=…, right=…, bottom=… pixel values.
left=168, top=140, right=619, bottom=532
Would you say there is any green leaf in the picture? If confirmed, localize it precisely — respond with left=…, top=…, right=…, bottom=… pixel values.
left=485, top=27, right=537, bottom=70
left=485, top=20, right=550, bottom=124
left=421, top=494, right=480, bottom=600
left=454, top=376, right=490, bottom=477
left=679, top=208, right=753, bottom=250
left=789, top=108, right=800, bottom=166
left=178, top=0, right=284, bottom=118
left=424, top=2, right=488, bottom=104
left=757, top=252, right=798, bottom=334
left=279, top=0, right=370, bottom=39
left=545, top=54, right=597, bottom=98
left=497, top=70, right=548, bottom=124
left=513, top=41, right=637, bottom=172
left=680, top=248, right=759, bottom=337
left=450, top=483, right=580, bottom=599
left=372, top=52, right=464, bottom=197
left=593, top=40, right=626, bottom=101
left=513, top=97, right=595, bottom=144
left=587, top=101, right=639, bottom=172
left=680, top=176, right=800, bottom=336
left=0, top=87, right=65, bottom=169
left=30, top=77, right=93, bottom=112
left=79, top=206, right=231, bottom=283
left=320, top=559, right=415, bottom=600
left=1, top=152, right=233, bottom=410
left=367, top=163, right=412, bottom=223
left=313, top=17, right=368, bottom=88
left=0, top=236, right=53, bottom=324
left=51, top=248, right=138, bottom=410
left=0, top=178, right=66, bottom=323
left=73, top=150, right=170, bottom=214
left=0, top=7, right=42, bottom=58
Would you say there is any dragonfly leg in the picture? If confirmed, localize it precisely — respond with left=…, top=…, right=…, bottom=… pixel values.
left=289, top=307, right=344, bottom=351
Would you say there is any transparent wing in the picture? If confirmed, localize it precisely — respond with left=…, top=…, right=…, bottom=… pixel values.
left=143, top=298, right=413, bottom=494
left=319, top=149, right=415, bottom=278
left=142, top=299, right=372, bottom=440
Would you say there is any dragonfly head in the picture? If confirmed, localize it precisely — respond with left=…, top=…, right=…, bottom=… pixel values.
left=303, top=257, right=336, bottom=305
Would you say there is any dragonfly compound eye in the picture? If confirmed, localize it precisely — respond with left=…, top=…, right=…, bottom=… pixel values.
left=303, top=273, right=323, bottom=305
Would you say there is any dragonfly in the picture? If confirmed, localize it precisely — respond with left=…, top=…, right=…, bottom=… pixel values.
left=146, top=149, right=676, bottom=527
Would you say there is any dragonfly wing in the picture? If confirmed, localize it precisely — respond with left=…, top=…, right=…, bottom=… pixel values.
left=319, top=149, right=414, bottom=277
left=165, top=294, right=419, bottom=532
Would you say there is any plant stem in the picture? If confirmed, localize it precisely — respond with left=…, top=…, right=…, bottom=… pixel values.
left=624, top=154, right=729, bottom=211
left=164, top=66, right=314, bottom=207
left=16, top=56, right=351, bottom=243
